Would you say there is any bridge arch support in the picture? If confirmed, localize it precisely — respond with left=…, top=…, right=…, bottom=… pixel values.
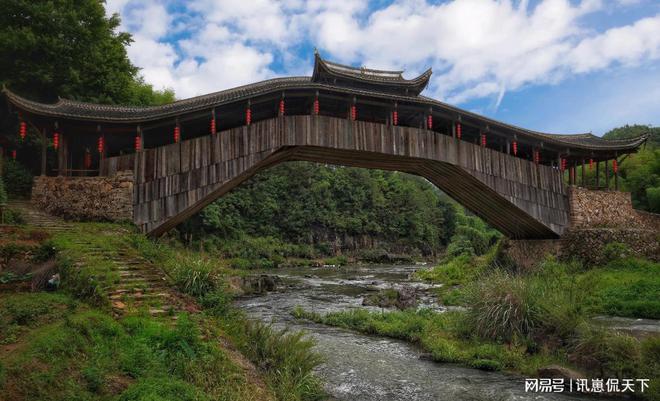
left=118, top=116, right=569, bottom=239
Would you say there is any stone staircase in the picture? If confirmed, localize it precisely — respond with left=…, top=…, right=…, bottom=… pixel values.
left=5, top=199, right=194, bottom=318
left=4, top=199, right=70, bottom=232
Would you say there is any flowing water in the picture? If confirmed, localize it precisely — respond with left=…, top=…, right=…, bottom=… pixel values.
left=234, top=265, right=636, bottom=401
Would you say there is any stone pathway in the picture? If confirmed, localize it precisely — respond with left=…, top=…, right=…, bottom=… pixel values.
left=5, top=199, right=195, bottom=318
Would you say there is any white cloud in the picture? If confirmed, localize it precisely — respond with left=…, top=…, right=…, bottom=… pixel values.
left=108, top=0, right=660, bottom=105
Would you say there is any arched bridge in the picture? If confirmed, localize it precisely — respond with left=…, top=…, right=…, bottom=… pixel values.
left=102, top=114, right=568, bottom=238
left=3, top=53, right=646, bottom=239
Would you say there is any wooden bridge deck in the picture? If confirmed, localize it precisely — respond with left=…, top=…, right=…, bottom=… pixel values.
left=102, top=115, right=569, bottom=239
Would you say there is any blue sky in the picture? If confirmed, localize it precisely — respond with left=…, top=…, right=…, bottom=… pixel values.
left=106, top=0, right=660, bottom=135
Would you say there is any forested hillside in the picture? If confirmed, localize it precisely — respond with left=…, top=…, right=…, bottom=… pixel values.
left=603, top=125, right=659, bottom=212
left=179, top=162, right=458, bottom=258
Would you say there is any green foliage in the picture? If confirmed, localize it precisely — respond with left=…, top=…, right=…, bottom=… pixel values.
left=1, top=159, right=33, bottom=197
left=0, top=178, right=6, bottom=205
left=118, top=378, right=209, bottom=401
left=603, top=124, right=659, bottom=147
left=171, top=257, right=218, bottom=297
left=0, top=296, right=265, bottom=401
left=570, top=326, right=641, bottom=378
left=188, top=163, right=456, bottom=257
left=601, top=242, right=632, bottom=262
left=225, top=319, right=325, bottom=401
left=0, top=0, right=172, bottom=106
left=464, top=271, right=542, bottom=342
left=582, top=257, right=660, bottom=319
left=294, top=307, right=533, bottom=373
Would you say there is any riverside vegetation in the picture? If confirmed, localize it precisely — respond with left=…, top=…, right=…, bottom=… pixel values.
left=0, top=223, right=325, bottom=401
left=293, top=211, right=660, bottom=400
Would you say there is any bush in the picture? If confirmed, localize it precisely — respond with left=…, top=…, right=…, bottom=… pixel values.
left=232, top=321, right=325, bottom=401
left=570, top=327, right=641, bottom=378
left=465, top=271, right=541, bottom=342
left=171, top=257, right=218, bottom=297
left=2, top=159, right=33, bottom=197
left=602, top=242, right=632, bottom=262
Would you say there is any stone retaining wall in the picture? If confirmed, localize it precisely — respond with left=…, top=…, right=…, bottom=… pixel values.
left=568, top=186, right=659, bottom=231
left=31, top=172, right=133, bottom=222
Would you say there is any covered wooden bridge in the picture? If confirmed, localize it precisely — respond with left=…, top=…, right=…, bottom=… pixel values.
left=2, top=53, right=648, bottom=239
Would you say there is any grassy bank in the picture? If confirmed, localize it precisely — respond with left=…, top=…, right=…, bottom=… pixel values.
left=0, top=223, right=326, bottom=401
left=294, top=239, right=660, bottom=400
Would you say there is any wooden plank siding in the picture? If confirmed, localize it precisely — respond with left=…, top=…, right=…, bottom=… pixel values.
left=102, top=115, right=569, bottom=239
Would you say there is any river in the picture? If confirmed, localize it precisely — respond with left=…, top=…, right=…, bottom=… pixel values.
left=234, top=264, right=631, bottom=401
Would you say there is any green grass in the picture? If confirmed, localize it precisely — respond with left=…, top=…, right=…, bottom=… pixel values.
left=48, top=223, right=140, bottom=306
left=580, top=258, right=660, bottom=319
left=221, top=317, right=325, bottom=401
left=0, top=292, right=265, bottom=401
left=292, top=307, right=555, bottom=375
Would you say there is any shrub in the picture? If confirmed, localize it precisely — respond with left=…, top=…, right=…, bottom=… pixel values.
left=602, top=242, right=632, bottom=262
left=233, top=321, right=325, bottom=401
left=2, top=159, right=33, bottom=197
left=171, top=257, right=218, bottom=297
left=570, top=327, right=641, bottom=378
left=464, top=271, right=541, bottom=342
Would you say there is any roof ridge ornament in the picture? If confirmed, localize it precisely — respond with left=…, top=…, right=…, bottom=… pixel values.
left=312, top=51, right=431, bottom=96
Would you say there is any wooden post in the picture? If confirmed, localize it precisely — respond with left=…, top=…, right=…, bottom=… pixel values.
left=605, top=159, right=610, bottom=189
left=614, top=156, right=619, bottom=190
left=581, top=159, right=585, bottom=187
left=451, top=121, right=456, bottom=138
left=41, top=128, right=47, bottom=176
left=595, top=160, right=600, bottom=188
left=57, top=132, right=67, bottom=176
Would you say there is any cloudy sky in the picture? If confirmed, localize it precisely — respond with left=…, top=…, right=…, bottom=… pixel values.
left=106, top=0, right=660, bottom=135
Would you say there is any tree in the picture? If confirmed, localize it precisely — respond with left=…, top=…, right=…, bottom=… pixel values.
left=0, top=0, right=173, bottom=105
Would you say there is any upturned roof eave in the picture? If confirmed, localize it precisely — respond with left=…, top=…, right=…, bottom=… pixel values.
left=2, top=82, right=647, bottom=153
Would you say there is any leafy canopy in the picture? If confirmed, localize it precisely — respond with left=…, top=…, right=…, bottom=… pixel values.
left=0, top=0, right=173, bottom=105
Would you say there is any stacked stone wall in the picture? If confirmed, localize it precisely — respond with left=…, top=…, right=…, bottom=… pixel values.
left=568, top=186, right=658, bottom=231
left=504, top=187, right=659, bottom=268
left=31, top=171, right=133, bottom=222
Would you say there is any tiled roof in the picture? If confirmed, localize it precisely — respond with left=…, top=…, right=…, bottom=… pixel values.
left=2, top=77, right=648, bottom=152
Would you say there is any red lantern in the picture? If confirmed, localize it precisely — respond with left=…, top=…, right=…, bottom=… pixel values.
left=589, top=159, right=594, bottom=171
left=456, top=123, right=462, bottom=140
left=481, top=134, right=487, bottom=147
left=561, top=158, right=567, bottom=172
left=19, top=121, right=27, bottom=141
left=279, top=99, right=285, bottom=116
left=313, top=99, right=319, bottom=115
left=512, top=141, right=518, bottom=156
left=97, top=136, right=105, bottom=154
left=350, top=105, right=357, bottom=121
left=210, top=118, right=216, bottom=135
left=427, top=115, right=433, bottom=130
left=53, top=132, right=60, bottom=150
left=392, top=111, right=398, bottom=126
left=246, top=108, right=252, bottom=125
left=174, top=125, right=180, bottom=143
left=11, top=150, right=16, bottom=159
left=84, top=150, right=92, bottom=169
left=612, top=159, right=618, bottom=174
left=134, top=135, right=142, bottom=151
